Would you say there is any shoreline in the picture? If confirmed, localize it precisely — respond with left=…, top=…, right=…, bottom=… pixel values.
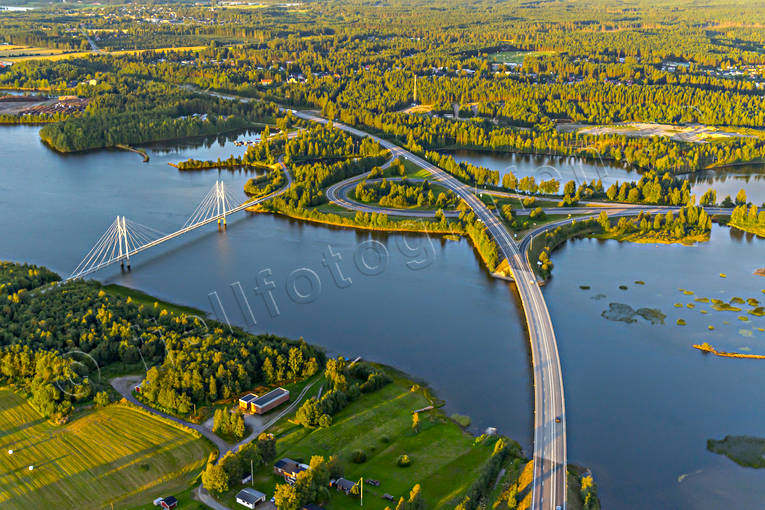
left=115, top=144, right=150, bottom=162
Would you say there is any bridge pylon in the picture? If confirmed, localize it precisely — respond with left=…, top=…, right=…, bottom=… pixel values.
left=216, top=180, right=228, bottom=230
left=116, top=216, right=131, bottom=271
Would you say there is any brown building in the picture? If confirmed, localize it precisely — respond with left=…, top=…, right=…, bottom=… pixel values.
left=239, top=388, right=289, bottom=414
left=251, top=387, right=289, bottom=414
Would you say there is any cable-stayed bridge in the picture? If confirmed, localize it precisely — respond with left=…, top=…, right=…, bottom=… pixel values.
left=68, top=175, right=288, bottom=281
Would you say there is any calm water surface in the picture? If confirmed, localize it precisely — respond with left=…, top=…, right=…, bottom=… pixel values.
left=0, top=124, right=532, bottom=443
left=546, top=228, right=765, bottom=509
left=2, top=126, right=764, bottom=509
left=450, top=150, right=765, bottom=205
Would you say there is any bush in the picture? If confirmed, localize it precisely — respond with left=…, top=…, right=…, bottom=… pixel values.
left=351, top=449, right=367, bottom=464
left=380, top=435, right=390, bottom=444
left=451, top=414, right=471, bottom=427
left=318, top=414, right=332, bottom=428
left=397, top=454, right=412, bottom=467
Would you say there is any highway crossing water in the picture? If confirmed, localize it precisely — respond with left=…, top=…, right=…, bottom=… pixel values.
left=2, top=124, right=764, bottom=509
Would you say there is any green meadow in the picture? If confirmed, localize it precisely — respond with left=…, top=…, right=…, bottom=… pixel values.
left=218, top=370, right=520, bottom=509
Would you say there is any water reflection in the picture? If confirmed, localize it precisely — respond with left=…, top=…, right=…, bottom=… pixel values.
left=450, top=149, right=765, bottom=205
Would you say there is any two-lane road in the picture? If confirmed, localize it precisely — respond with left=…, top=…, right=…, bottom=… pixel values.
left=289, top=109, right=567, bottom=510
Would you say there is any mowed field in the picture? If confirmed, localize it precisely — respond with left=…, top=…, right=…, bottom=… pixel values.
left=0, top=389, right=211, bottom=510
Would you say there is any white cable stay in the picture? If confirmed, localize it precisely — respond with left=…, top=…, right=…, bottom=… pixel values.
left=67, top=180, right=274, bottom=281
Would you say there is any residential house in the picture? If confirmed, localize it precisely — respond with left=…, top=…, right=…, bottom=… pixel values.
left=273, top=458, right=307, bottom=483
left=331, top=477, right=357, bottom=495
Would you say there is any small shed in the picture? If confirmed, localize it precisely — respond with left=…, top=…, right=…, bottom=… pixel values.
left=160, top=496, right=178, bottom=510
left=236, top=488, right=266, bottom=509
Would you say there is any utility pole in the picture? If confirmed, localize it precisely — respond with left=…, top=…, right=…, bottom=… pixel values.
left=360, top=477, right=363, bottom=506
left=251, top=459, right=254, bottom=487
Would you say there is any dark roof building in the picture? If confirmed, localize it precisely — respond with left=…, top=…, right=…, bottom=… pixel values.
left=251, top=387, right=289, bottom=414
left=273, top=457, right=307, bottom=481
left=332, top=477, right=357, bottom=494
left=160, top=496, right=178, bottom=510
left=236, top=488, right=266, bottom=509
left=238, top=393, right=257, bottom=410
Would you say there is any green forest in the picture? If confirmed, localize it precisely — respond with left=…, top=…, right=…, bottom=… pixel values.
left=0, top=261, right=322, bottom=422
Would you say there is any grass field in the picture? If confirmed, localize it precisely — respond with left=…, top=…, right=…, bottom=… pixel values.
left=216, top=371, right=511, bottom=509
left=0, top=45, right=68, bottom=60
left=0, top=389, right=212, bottom=509
left=382, top=158, right=432, bottom=179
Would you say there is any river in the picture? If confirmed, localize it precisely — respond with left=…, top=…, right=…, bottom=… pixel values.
left=0, top=124, right=532, bottom=444
left=2, top=127, right=765, bottom=509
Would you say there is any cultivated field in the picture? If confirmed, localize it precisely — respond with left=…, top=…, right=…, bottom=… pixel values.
left=0, top=44, right=208, bottom=62
left=0, top=389, right=211, bottom=510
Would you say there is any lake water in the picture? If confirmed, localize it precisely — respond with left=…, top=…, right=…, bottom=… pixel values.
left=546, top=229, right=765, bottom=509
left=450, top=150, right=765, bottom=205
left=0, top=123, right=532, bottom=443
left=2, top=125, right=765, bottom=509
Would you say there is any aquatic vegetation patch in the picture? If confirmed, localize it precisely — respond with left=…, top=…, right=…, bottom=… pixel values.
left=591, top=293, right=606, bottom=301
left=601, top=303, right=666, bottom=325
left=635, top=280, right=645, bottom=285
left=579, top=285, right=591, bottom=290
left=683, top=290, right=694, bottom=295
left=750, top=307, right=765, bottom=317
left=708, top=436, right=765, bottom=469
left=731, top=297, right=746, bottom=305
left=695, top=297, right=710, bottom=303
left=677, top=319, right=686, bottom=326
left=619, top=285, right=628, bottom=290
left=712, top=302, right=743, bottom=312
left=687, top=303, right=695, bottom=309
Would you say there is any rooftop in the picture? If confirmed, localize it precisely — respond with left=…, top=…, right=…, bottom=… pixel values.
left=236, top=488, right=266, bottom=504
left=252, top=387, right=288, bottom=408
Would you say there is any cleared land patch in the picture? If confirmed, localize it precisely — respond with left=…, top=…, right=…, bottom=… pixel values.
left=562, top=122, right=764, bottom=143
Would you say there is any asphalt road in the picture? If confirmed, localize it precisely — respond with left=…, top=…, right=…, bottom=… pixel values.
left=202, top=92, right=736, bottom=510
left=290, top=109, right=567, bottom=510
